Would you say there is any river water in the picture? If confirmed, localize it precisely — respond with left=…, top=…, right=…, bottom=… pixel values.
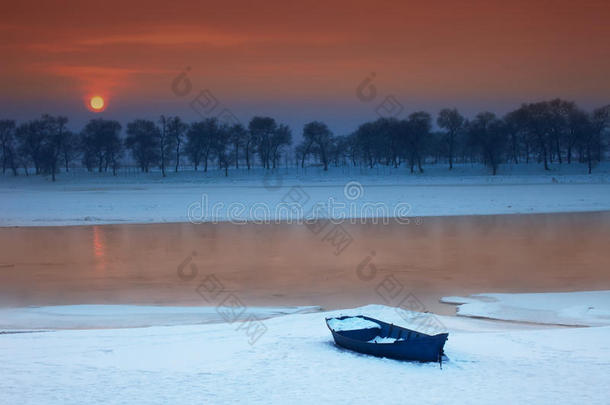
left=1, top=211, right=608, bottom=314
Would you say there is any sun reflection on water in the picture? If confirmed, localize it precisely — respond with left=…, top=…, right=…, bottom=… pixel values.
left=92, top=225, right=107, bottom=271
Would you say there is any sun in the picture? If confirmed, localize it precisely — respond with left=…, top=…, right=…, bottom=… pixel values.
left=89, top=96, right=105, bottom=112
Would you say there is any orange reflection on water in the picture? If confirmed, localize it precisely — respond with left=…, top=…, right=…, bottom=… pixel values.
left=92, top=225, right=107, bottom=271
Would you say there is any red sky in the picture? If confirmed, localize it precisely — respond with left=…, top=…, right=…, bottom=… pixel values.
left=1, top=0, right=609, bottom=132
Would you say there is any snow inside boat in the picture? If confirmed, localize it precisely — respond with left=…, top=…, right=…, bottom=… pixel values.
left=326, top=315, right=448, bottom=364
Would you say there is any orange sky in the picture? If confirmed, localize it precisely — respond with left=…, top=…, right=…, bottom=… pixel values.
left=1, top=0, right=609, bottom=132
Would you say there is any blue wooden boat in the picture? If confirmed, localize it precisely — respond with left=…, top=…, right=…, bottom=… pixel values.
left=326, top=315, right=448, bottom=364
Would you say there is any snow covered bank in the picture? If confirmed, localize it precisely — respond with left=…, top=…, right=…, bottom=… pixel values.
left=326, top=316, right=381, bottom=331
left=0, top=305, right=321, bottom=330
left=442, top=291, right=610, bottom=326
left=1, top=163, right=610, bottom=226
left=1, top=304, right=609, bottom=404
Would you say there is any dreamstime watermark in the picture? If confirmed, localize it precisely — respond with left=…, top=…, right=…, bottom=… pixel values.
left=187, top=181, right=421, bottom=227
left=171, top=67, right=284, bottom=190
left=344, top=181, right=364, bottom=200
left=356, top=72, right=406, bottom=119
left=171, top=67, right=241, bottom=127
left=281, top=184, right=354, bottom=256
left=355, top=251, right=446, bottom=335
left=186, top=195, right=414, bottom=226
left=177, top=251, right=268, bottom=345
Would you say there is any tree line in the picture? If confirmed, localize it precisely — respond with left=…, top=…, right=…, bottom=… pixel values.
left=0, top=99, right=608, bottom=181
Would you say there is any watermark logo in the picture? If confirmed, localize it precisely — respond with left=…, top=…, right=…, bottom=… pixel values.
left=171, top=67, right=285, bottom=188
left=262, top=170, right=283, bottom=191
left=356, top=72, right=378, bottom=102
left=375, top=95, right=404, bottom=118
left=176, top=252, right=268, bottom=345
left=355, top=251, right=446, bottom=335
left=171, top=67, right=242, bottom=127
left=171, top=66, right=193, bottom=97
left=343, top=181, right=364, bottom=200
left=356, top=72, right=408, bottom=120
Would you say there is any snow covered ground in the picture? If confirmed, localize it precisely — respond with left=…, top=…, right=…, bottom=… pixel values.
left=442, top=291, right=610, bottom=326
left=1, top=300, right=610, bottom=404
left=0, top=305, right=321, bottom=330
left=2, top=163, right=609, bottom=403
left=1, top=162, right=609, bottom=226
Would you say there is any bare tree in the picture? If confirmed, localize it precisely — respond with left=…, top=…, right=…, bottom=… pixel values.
left=437, top=108, right=464, bottom=170
left=405, top=112, right=431, bottom=173
left=60, top=130, right=78, bottom=172
left=214, top=124, right=233, bottom=176
left=467, top=112, right=507, bottom=175
left=0, top=120, right=17, bottom=175
left=565, top=107, right=589, bottom=164
left=186, top=118, right=218, bottom=172
left=229, top=123, right=247, bottom=169
left=244, top=126, right=255, bottom=170
left=16, top=119, right=46, bottom=174
left=126, top=120, right=159, bottom=172
left=300, top=121, right=333, bottom=170
left=104, top=129, right=123, bottom=176
left=354, top=121, right=376, bottom=168
left=270, top=124, right=292, bottom=169
left=166, top=116, right=187, bottom=172
left=521, top=102, right=553, bottom=170
left=249, top=117, right=277, bottom=169
left=39, top=115, right=69, bottom=181
left=185, top=124, right=203, bottom=171
left=504, top=108, right=529, bottom=164
left=81, top=119, right=123, bottom=175
left=157, top=115, right=177, bottom=177
left=587, top=105, right=610, bottom=173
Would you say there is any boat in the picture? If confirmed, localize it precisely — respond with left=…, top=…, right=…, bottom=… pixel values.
left=325, top=315, right=448, bottom=364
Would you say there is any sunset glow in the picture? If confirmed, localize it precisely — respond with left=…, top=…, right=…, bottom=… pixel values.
left=89, top=96, right=105, bottom=112
left=1, top=0, right=609, bottom=131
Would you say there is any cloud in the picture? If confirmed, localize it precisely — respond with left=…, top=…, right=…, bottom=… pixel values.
left=27, top=64, right=170, bottom=96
